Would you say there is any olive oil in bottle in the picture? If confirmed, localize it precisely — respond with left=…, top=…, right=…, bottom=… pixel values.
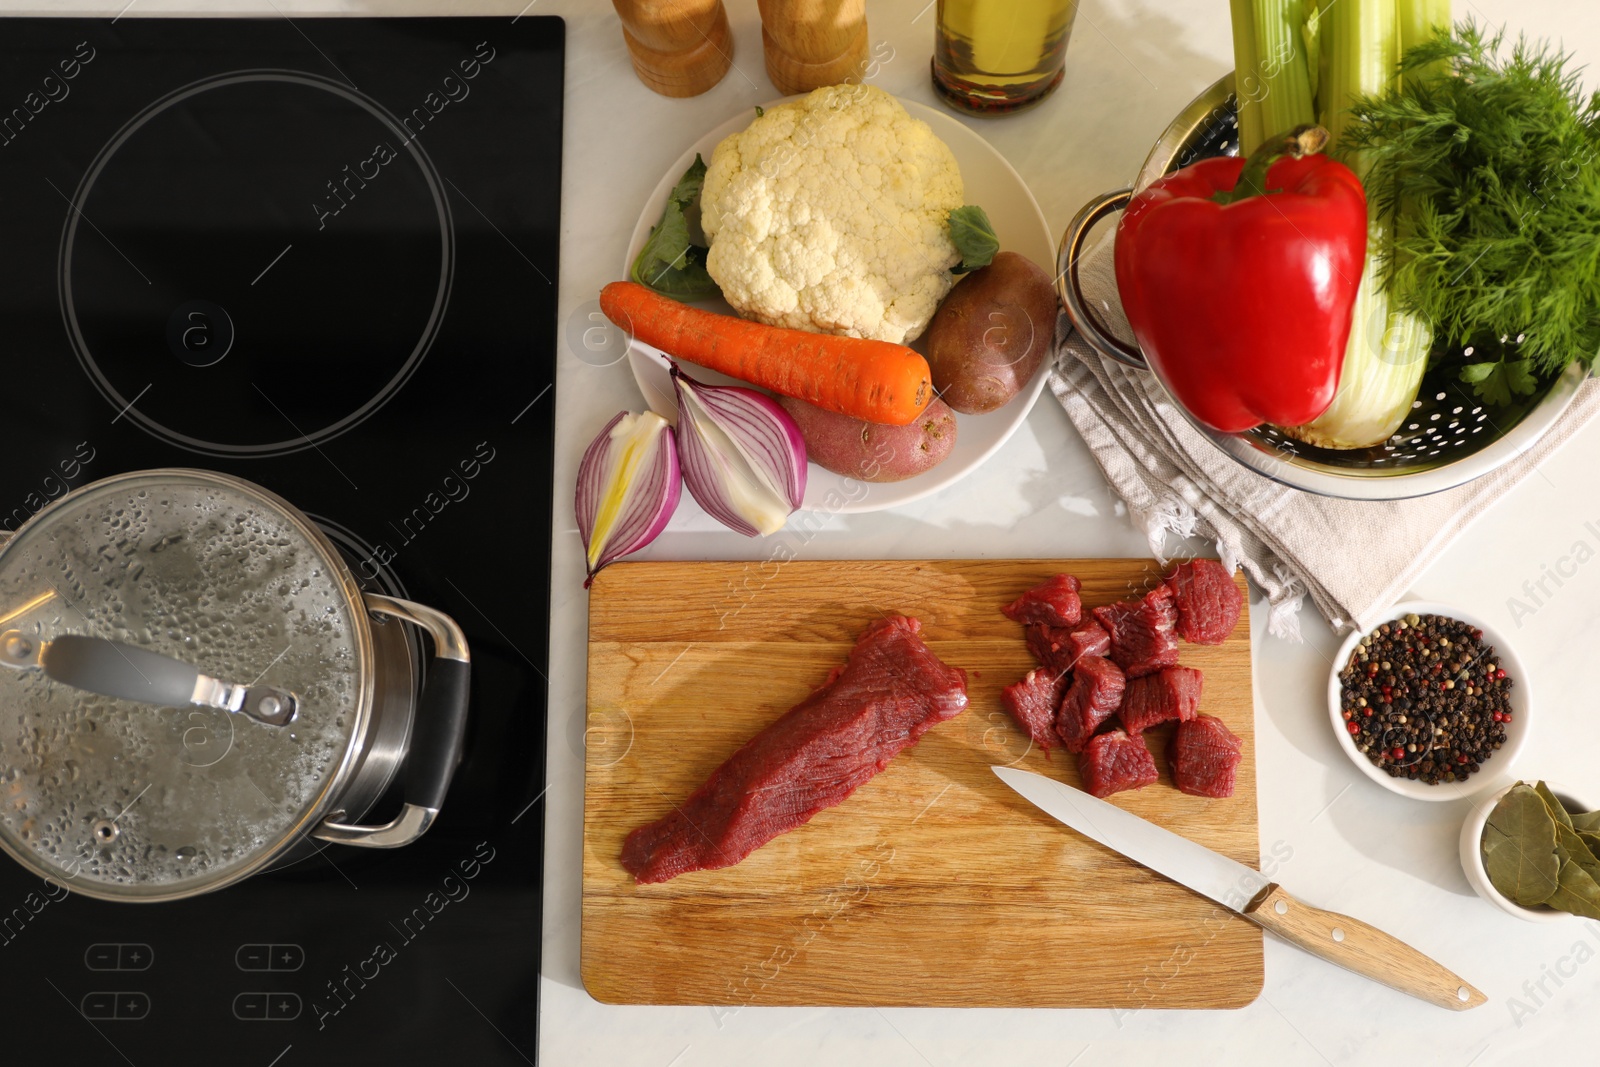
left=932, top=0, right=1078, bottom=114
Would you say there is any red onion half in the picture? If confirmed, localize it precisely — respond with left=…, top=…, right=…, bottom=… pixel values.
left=576, top=410, right=681, bottom=586
left=670, top=364, right=807, bottom=537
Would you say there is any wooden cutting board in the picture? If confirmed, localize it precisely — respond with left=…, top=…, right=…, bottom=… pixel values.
left=582, top=559, right=1262, bottom=1008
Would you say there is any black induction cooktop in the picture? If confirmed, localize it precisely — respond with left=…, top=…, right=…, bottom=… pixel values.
left=0, top=16, right=560, bottom=1066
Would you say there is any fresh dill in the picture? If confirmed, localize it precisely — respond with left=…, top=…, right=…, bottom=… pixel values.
left=1345, top=21, right=1600, bottom=401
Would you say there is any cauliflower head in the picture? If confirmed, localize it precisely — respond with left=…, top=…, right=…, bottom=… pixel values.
left=700, top=83, right=963, bottom=345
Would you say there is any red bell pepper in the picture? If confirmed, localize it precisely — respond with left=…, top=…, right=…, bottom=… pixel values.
left=1113, top=126, right=1368, bottom=434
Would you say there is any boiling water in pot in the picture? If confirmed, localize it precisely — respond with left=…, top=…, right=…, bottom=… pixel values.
left=0, top=475, right=363, bottom=896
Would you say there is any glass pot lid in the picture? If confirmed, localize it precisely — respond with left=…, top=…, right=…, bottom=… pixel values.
left=0, top=470, right=373, bottom=900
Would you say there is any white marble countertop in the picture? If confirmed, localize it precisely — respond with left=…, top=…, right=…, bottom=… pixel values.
left=19, top=1, right=1596, bottom=1063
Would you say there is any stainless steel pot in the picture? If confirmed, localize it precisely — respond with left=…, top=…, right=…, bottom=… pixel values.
left=0, top=469, right=471, bottom=902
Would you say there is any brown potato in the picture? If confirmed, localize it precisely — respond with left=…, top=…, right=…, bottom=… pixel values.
left=924, top=251, right=1060, bottom=414
left=778, top=396, right=958, bottom=483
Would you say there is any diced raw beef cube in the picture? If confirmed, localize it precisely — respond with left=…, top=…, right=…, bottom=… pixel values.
left=1065, top=620, right=1111, bottom=659
left=1166, top=559, right=1243, bottom=645
left=1093, top=585, right=1180, bottom=678
left=1078, top=728, right=1159, bottom=798
left=1054, top=655, right=1125, bottom=754
left=1025, top=624, right=1071, bottom=672
left=1169, top=714, right=1244, bottom=798
left=1002, top=574, right=1082, bottom=628
left=1024, top=620, right=1111, bottom=673
left=1119, top=666, right=1204, bottom=735
left=1001, top=668, right=1068, bottom=750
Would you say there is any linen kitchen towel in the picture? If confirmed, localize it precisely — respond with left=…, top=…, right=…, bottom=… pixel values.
left=1050, top=235, right=1600, bottom=638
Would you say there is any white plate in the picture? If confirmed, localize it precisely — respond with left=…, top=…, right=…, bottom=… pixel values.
left=1326, top=601, right=1530, bottom=802
left=622, top=97, right=1056, bottom=514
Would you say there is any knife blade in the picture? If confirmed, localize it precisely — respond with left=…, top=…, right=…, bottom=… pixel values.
left=992, top=765, right=1486, bottom=1011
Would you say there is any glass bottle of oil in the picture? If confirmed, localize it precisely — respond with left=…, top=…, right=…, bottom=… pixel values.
left=932, top=0, right=1079, bottom=115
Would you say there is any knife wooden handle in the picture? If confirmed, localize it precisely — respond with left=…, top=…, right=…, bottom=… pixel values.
left=1243, top=885, right=1486, bottom=1011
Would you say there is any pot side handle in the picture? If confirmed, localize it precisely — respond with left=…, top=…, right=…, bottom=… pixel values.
left=312, top=594, right=471, bottom=849
left=1056, top=187, right=1148, bottom=369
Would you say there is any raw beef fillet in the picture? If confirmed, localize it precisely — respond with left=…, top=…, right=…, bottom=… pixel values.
left=1169, top=714, right=1244, bottom=798
left=1002, top=574, right=1082, bottom=628
left=1001, top=668, right=1068, bottom=750
left=1119, top=666, right=1203, bottom=736
left=1093, top=585, right=1180, bottom=678
left=1054, top=655, right=1126, bottom=754
left=1165, top=559, right=1242, bottom=645
left=1078, top=728, right=1159, bottom=798
left=1024, top=620, right=1111, bottom=674
left=620, top=616, right=969, bottom=883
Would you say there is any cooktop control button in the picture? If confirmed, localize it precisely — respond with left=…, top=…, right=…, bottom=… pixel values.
left=232, top=993, right=267, bottom=1020
left=233, top=993, right=299, bottom=1021
left=272, top=944, right=304, bottom=971
left=236, top=943, right=303, bottom=971
left=82, top=992, right=149, bottom=1020
left=166, top=300, right=234, bottom=367
left=235, top=944, right=269, bottom=971
left=84, top=943, right=154, bottom=971
left=81, top=992, right=116, bottom=1018
left=118, top=944, right=153, bottom=971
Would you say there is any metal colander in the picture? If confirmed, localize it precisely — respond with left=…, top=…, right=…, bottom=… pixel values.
left=1059, top=74, right=1587, bottom=501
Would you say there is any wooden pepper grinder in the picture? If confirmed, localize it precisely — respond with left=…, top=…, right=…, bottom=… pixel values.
left=611, top=0, right=735, bottom=98
left=757, top=0, right=869, bottom=94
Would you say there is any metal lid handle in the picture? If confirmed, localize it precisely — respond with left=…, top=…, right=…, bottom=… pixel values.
left=0, top=630, right=298, bottom=726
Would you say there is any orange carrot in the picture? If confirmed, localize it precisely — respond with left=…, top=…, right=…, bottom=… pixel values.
left=599, top=281, right=931, bottom=426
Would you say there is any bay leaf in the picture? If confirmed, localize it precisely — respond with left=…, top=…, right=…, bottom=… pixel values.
left=1482, top=784, right=1560, bottom=906
left=1568, top=827, right=1600, bottom=885
left=1553, top=821, right=1597, bottom=877
left=1535, top=781, right=1574, bottom=829
left=1571, top=809, right=1600, bottom=833
left=1545, top=860, right=1600, bottom=920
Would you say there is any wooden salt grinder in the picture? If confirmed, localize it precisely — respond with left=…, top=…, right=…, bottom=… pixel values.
left=611, top=0, right=735, bottom=98
left=757, top=0, right=869, bottom=94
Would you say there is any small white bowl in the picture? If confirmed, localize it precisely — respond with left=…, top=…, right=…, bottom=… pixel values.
left=1461, top=781, right=1597, bottom=922
left=1327, top=600, right=1530, bottom=801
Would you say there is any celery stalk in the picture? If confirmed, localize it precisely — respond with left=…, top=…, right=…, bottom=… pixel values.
left=1301, top=0, right=1324, bottom=102
left=1229, top=0, right=1266, bottom=153
left=1285, top=0, right=1439, bottom=449
left=1248, top=0, right=1317, bottom=149
left=1286, top=246, right=1431, bottom=450
left=1317, top=0, right=1397, bottom=166
left=1227, top=0, right=1450, bottom=449
left=1398, top=0, right=1450, bottom=52
left=1397, top=0, right=1451, bottom=83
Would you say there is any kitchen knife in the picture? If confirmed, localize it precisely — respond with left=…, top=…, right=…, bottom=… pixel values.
left=992, top=765, right=1486, bottom=1011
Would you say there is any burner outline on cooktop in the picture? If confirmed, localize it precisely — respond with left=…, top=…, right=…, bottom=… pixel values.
left=57, top=68, right=457, bottom=458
